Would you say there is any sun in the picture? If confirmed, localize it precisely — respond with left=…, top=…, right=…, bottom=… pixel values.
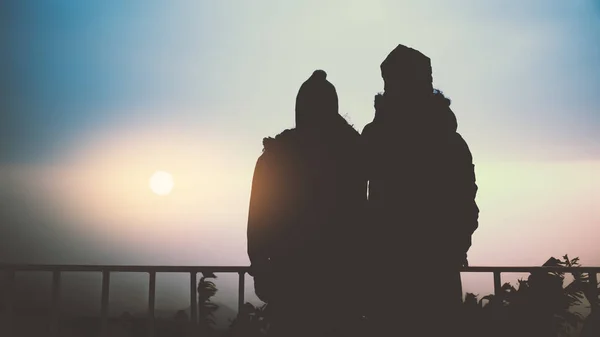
left=150, top=171, right=174, bottom=196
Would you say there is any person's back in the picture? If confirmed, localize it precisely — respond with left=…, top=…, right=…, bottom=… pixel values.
left=247, top=70, right=366, bottom=337
left=364, top=93, right=476, bottom=264
left=362, top=44, right=479, bottom=336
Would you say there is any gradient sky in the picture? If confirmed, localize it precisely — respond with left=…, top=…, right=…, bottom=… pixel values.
left=1, top=0, right=599, bottom=313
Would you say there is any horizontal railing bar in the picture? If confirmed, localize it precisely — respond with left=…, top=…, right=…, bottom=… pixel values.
left=0, top=265, right=250, bottom=273
left=460, top=266, right=600, bottom=273
left=1, top=265, right=599, bottom=273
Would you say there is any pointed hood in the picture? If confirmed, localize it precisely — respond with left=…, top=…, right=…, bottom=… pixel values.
left=295, top=70, right=339, bottom=130
left=380, top=44, right=433, bottom=94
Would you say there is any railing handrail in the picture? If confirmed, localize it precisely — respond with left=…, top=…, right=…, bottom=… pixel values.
left=461, top=266, right=600, bottom=273
left=0, top=264, right=250, bottom=273
left=1, top=264, right=600, bottom=273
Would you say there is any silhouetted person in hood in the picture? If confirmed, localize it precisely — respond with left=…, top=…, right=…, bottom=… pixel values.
left=247, top=70, right=367, bottom=337
left=362, top=44, right=479, bottom=336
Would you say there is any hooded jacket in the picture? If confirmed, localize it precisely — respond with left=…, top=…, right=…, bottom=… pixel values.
left=363, top=45, right=479, bottom=267
left=247, top=71, right=366, bottom=302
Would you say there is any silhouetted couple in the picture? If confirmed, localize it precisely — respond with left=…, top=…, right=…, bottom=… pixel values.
left=247, top=44, right=479, bottom=337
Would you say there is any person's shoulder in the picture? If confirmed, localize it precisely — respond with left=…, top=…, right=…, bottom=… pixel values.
left=338, top=121, right=361, bottom=142
left=447, top=132, right=473, bottom=162
left=328, top=114, right=360, bottom=139
left=261, top=128, right=299, bottom=154
left=362, top=119, right=375, bottom=134
left=449, top=131, right=469, bottom=148
left=254, top=129, right=299, bottom=172
left=360, top=121, right=380, bottom=141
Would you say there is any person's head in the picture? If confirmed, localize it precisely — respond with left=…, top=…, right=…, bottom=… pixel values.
left=295, top=70, right=339, bottom=130
left=380, top=44, right=433, bottom=101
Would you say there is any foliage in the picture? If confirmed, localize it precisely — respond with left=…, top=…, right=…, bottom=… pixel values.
left=198, top=272, right=219, bottom=332
left=226, top=302, right=269, bottom=337
left=463, top=255, right=590, bottom=337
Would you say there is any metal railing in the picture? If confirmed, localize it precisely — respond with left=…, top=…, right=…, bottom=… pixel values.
left=0, top=265, right=249, bottom=337
left=0, top=265, right=598, bottom=337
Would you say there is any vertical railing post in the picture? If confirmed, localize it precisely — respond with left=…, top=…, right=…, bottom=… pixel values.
left=590, top=272, right=599, bottom=312
left=238, top=271, right=245, bottom=314
left=493, top=271, right=501, bottom=296
left=148, top=271, right=156, bottom=337
left=190, top=272, right=198, bottom=326
left=100, top=270, right=110, bottom=337
left=493, top=271, right=502, bottom=320
left=50, top=270, right=61, bottom=337
left=147, top=271, right=156, bottom=337
left=2, top=270, right=15, bottom=337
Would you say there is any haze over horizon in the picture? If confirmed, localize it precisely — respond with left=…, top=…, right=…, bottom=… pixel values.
left=1, top=0, right=599, bottom=312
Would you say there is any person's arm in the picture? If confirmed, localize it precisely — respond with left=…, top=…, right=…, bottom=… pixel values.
left=448, top=133, right=479, bottom=266
left=247, top=154, right=276, bottom=275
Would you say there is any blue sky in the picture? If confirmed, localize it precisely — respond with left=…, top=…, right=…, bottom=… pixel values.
left=1, top=0, right=599, bottom=310
left=3, top=0, right=599, bottom=164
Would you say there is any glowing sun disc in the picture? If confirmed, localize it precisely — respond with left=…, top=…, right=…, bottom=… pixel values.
left=150, top=171, right=174, bottom=196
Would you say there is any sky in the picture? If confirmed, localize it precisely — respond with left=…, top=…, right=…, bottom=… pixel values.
left=1, top=0, right=599, bottom=316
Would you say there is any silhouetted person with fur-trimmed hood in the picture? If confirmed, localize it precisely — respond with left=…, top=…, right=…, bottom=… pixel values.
left=362, top=44, right=479, bottom=336
left=247, top=70, right=366, bottom=337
